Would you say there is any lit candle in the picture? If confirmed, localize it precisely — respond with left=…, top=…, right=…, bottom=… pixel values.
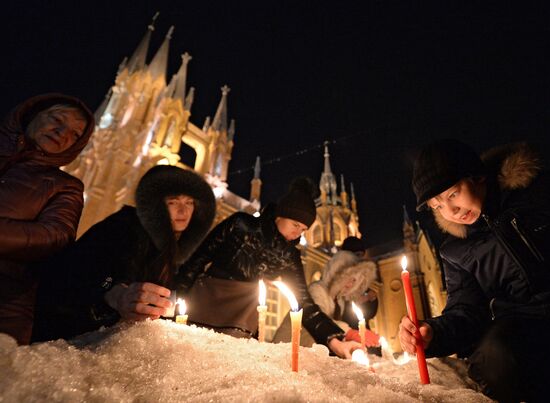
left=273, top=280, right=302, bottom=372
left=379, top=336, right=393, bottom=360
left=401, top=255, right=430, bottom=384
left=257, top=280, right=268, bottom=342
left=175, top=298, right=188, bottom=325
left=351, top=302, right=366, bottom=350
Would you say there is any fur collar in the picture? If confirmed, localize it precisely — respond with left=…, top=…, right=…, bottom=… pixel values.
left=433, top=143, right=542, bottom=238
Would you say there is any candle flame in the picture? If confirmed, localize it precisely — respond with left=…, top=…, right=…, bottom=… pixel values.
left=394, top=351, right=412, bottom=366
left=177, top=298, right=187, bottom=315
left=258, top=279, right=267, bottom=306
left=351, top=301, right=365, bottom=321
left=351, top=349, right=370, bottom=366
left=401, top=255, right=408, bottom=271
left=273, top=280, right=299, bottom=311
left=379, top=336, right=389, bottom=350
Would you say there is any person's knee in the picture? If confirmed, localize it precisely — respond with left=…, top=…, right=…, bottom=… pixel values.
left=468, top=326, right=521, bottom=402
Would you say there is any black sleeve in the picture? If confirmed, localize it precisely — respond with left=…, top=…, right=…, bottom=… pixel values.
left=35, top=211, right=134, bottom=338
left=282, top=251, right=345, bottom=346
left=175, top=215, right=237, bottom=294
left=424, top=258, right=491, bottom=357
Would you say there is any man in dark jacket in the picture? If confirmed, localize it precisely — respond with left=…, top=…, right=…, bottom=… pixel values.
left=32, top=165, right=216, bottom=341
left=0, top=94, right=94, bottom=344
left=177, top=178, right=360, bottom=359
left=399, top=139, right=550, bottom=402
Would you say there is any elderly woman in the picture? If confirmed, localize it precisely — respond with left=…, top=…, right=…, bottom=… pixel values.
left=0, top=93, right=94, bottom=344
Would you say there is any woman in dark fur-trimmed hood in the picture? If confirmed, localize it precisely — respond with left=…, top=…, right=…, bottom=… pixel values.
left=0, top=93, right=94, bottom=345
left=32, top=165, right=216, bottom=342
left=400, top=139, right=550, bottom=403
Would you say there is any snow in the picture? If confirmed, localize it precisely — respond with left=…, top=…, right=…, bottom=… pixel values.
left=0, top=320, right=491, bottom=402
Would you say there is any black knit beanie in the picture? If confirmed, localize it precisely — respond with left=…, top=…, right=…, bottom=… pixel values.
left=275, top=177, right=317, bottom=227
left=341, top=236, right=366, bottom=253
left=412, top=139, right=486, bottom=211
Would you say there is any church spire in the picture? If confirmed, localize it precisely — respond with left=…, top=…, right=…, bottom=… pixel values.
left=350, top=182, right=358, bottom=213
left=173, top=52, right=192, bottom=103
left=184, top=87, right=195, bottom=111
left=127, top=12, right=158, bottom=74
left=319, top=141, right=338, bottom=205
left=228, top=119, right=235, bottom=142
left=202, top=116, right=211, bottom=132
left=148, top=25, right=174, bottom=81
left=250, top=156, right=262, bottom=203
left=211, top=85, right=230, bottom=132
left=340, top=174, right=348, bottom=208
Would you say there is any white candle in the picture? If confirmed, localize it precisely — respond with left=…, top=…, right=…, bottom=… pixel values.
left=351, top=301, right=366, bottom=350
left=175, top=298, right=188, bottom=325
left=257, top=280, right=267, bottom=342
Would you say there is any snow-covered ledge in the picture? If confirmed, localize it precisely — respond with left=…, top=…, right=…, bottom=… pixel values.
left=0, top=320, right=489, bottom=402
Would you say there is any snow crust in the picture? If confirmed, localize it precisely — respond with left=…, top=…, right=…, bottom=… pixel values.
left=0, top=320, right=491, bottom=402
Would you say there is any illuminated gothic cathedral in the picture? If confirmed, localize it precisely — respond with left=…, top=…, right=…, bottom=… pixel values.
left=65, top=15, right=445, bottom=351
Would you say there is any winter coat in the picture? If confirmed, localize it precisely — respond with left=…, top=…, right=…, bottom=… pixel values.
left=176, top=204, right=346, bottom=345
left=308, top=251, right=377, bottom=332
left=425, top=143, right=550, bottom=358
left=32, top=167, right=216, bottom=342
left=0, top=94, right=94, bottom=345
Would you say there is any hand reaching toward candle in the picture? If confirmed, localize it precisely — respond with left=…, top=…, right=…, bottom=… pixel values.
left=328, top=338, right=362, bottom=359
left=399, top=316, right=433, bottom=354
left=104, top=282, right=173, bottom=321
left=345, top=328, right=380, bottom=347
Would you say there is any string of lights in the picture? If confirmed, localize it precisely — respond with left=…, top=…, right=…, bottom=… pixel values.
left=228, top=134, right=357, bottom=177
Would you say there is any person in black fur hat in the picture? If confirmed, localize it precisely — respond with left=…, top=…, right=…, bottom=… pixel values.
left=176, top=177, right=361, bottom=359
left=400, top=139, right=550, bottom=402
left=32, top=165, right=216, bottom=342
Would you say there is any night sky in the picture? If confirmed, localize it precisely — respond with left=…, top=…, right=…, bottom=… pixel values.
left=2, top=2, right=550, bottom=247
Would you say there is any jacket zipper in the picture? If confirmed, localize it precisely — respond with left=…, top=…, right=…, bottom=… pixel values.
left=510, top=217, right=545, bottom=262
left=482, top=213, right=533, bottom=315
left=489, top=298, right=496, bottom=320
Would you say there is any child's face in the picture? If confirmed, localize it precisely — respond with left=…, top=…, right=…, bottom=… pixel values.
left=427, top=178, right=486, bottom=225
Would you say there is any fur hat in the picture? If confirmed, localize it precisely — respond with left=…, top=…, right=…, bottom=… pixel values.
left=135, top=165, right=216, bottom=264
left=412, top=139, right=486, bottom=211
left=275, top=176, right=317, bottom=227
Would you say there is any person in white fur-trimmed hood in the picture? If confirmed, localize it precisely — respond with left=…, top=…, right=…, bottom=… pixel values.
left=308, top=250, right=380, bottom=347
left=271, top=249, right=380, bottom=349
left=399, top=139, right=550, bottom=403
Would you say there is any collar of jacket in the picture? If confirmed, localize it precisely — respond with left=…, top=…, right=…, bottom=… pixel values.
left=433, top=143, right=542, bottom=238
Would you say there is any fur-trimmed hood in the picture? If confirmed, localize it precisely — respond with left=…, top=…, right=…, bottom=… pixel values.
left=316, top=251, right=378, bottom=300
left=433, top=143, right=542, bottom=238
left=135, top=165, right=216, bottom=265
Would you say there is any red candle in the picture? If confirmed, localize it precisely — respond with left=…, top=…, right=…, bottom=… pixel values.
left=401, top=255, right=430, bottom=385
left=274, top=280, right=302, bottom=372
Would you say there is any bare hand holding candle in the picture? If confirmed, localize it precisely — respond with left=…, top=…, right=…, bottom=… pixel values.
left=351, top=302, right=367, bottom=350
left=257, top=280, right=267, bottom=342
left=273, top=280, right=302, bottom=372
left=401, top=256, right=430, bottom=384
left=175, top=298, right=188, bottom=325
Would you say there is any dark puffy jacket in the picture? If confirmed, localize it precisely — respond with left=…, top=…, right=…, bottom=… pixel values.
left=33, top=166, right=216, bottom=342
left=425, top=144, right=550, bottom=357
left=177, top=204, right=345, bottom=346
left=0, top=94, right=94, bottom=345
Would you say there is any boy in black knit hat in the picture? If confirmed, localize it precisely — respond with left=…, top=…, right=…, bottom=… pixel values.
left=400, top=139, right=550, bottom=402
left=177, top=177, right=362, bottom=359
